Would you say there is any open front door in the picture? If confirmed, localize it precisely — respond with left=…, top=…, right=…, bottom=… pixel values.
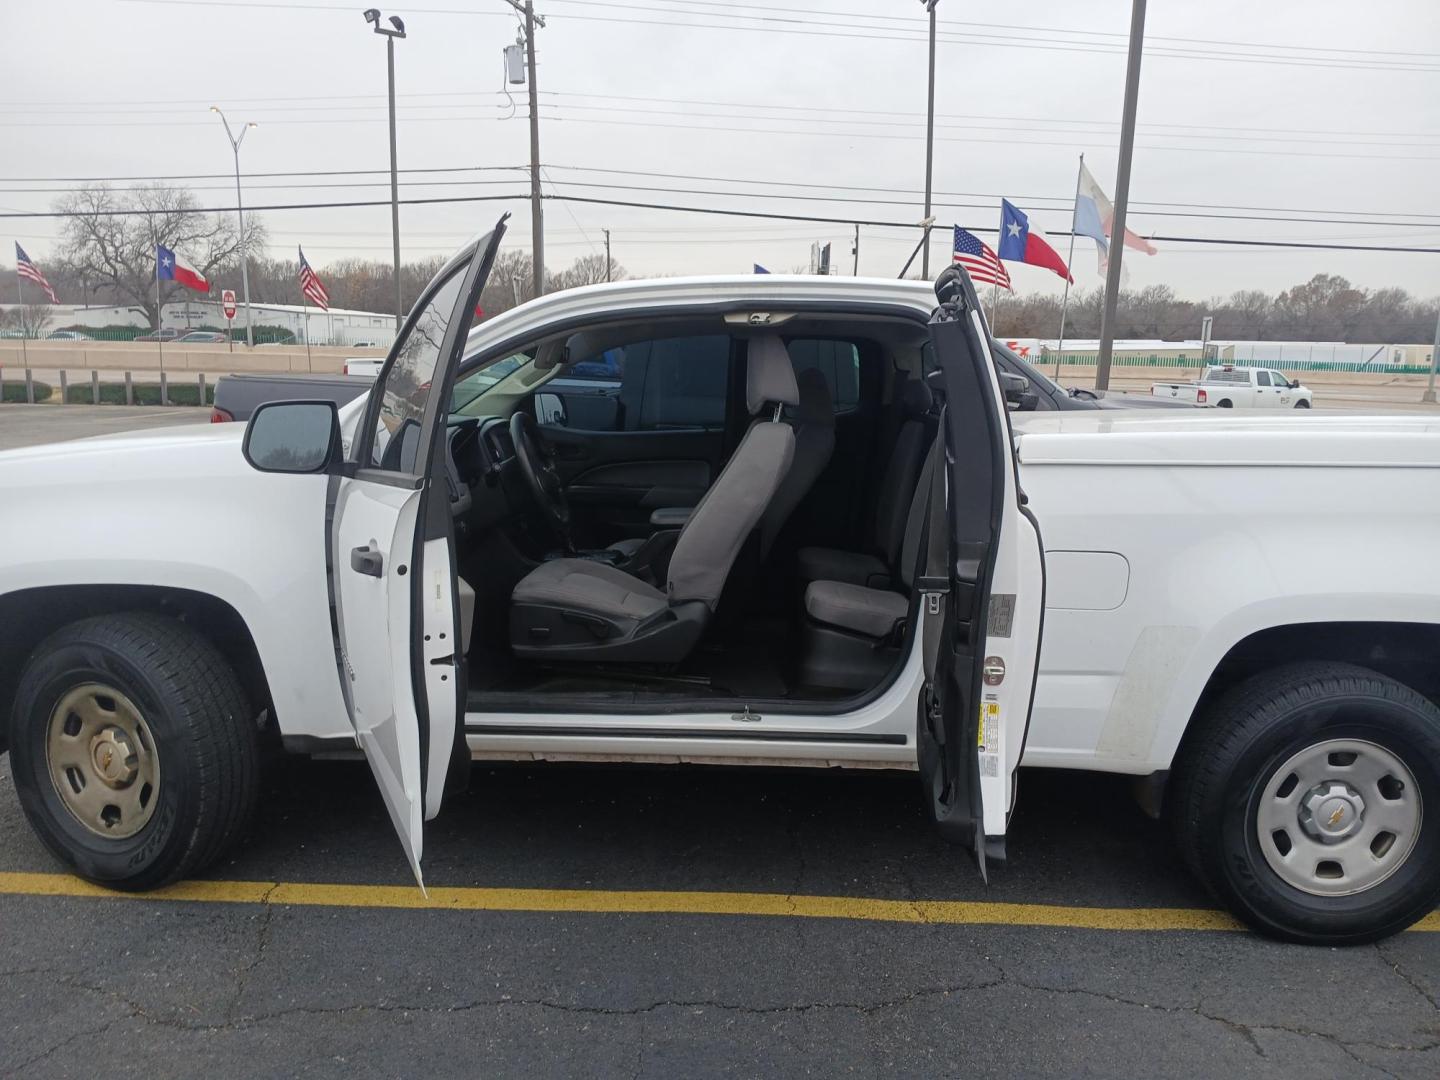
left=918, top=266, right=1045, bottom=877
left=328, top=220, right=506, bottom=887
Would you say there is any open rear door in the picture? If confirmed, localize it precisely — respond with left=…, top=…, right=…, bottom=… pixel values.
left=327, top=219, right=506, bottom=888
left=918, top=266, right=1045, bottom=877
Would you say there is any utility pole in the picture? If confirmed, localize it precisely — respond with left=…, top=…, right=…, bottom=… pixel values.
left=505, top=0, right=547, bottom=298
left=920, top=0, right=939, bottom=279
left=604, top=228, right=611, bottom=282
left=210, top=107, right=257, bottom=348
left=364, top=9, right=407, bottom=329
left=1424, top=305, right=1438, bottom=403
left=1095, top=0, right=1146, bottom=393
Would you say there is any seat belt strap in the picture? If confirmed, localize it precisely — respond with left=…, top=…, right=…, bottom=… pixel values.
left=914, top=428, right=946, bottom=683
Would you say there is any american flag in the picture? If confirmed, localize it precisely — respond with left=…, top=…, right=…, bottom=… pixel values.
left=15, top=243, right=59, bottom=304
left=297, top=245, right=330, bottom=310
left=952, top=227, right=1011, bottom=291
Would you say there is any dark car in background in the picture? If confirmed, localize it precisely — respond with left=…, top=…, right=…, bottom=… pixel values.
left=134, top=328, right=182, bottom=343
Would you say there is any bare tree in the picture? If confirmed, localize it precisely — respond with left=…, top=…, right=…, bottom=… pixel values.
left=550, top=252, right=626, bottom=290
left=54, top=183, right=266, bottom=328
left=0, top=303, right=53, bottom=336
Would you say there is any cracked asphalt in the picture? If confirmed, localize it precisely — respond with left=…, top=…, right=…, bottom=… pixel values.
left=2, top=753, right=1437, bottom=1080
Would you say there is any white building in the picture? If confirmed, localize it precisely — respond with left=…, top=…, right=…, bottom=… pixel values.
left=161, top=300, right=396, bottom=346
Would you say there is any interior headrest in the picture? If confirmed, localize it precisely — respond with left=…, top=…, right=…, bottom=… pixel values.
left=900, top=378, right=933, bottom=416
left=746, top=335, right=800, bottom=415
left=792, top=368, right=835, bottom=426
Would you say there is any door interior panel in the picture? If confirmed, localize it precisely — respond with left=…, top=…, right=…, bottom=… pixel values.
left=538, top=426, right=725, bottom=546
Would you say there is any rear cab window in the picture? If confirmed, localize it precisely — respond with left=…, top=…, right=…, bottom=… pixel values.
left=542, top=334, right=732, bottom=432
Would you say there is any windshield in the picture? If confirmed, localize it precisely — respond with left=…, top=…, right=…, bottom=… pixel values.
left=449, top=351, right=532, bottom=412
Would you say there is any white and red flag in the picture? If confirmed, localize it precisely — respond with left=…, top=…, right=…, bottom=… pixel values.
left=156, top=244, right=209, bottom=293
left=298, top=246, right=330, bottom=310
left=15, top=243, right=59, bottom=303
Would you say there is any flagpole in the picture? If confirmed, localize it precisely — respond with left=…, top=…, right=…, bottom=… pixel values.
left=1056, top=153, right=1083, bottom=379
left=303, top=296, right=312, bottom=373
left=16, top=268, right=27, bottom=369
left=154, top=244, right=164, bottom=378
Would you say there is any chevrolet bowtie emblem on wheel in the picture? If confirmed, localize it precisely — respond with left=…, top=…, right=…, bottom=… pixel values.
left=1328, top=806, right=1346, bottom=827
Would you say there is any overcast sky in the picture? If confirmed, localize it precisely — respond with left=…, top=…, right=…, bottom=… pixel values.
left=5, top=0, right=1439, bottom=304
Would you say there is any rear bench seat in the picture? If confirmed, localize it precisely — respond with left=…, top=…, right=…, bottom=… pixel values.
left=799, top=441, right=937, bottom=692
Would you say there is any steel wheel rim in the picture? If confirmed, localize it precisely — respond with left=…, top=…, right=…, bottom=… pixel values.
left=1257, top=738, right=1422, bottom=897
left=44, top=683, right=161, bottom=840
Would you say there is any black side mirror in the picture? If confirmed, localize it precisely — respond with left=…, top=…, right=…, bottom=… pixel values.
left=999, top=372, right=1039, bottom=410
left=243, top=400, right=340, bottom=474
left=534, top=391, right=568, bottom=426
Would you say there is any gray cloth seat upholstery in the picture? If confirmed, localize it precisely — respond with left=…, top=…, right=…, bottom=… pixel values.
left=510, top=335, right=798, bottom=662
left=804, top=579, right=908, bottom=638
left=759, top=368, right=835, bottom=559
left=798, top=439, right=938, bottom=690
left=797, top=378, right=933, bottom=588
left=805, top=439, right=938, bottom=639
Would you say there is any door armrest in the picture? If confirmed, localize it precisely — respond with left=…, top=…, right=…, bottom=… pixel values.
left=649, top=506, right=695, bottom=528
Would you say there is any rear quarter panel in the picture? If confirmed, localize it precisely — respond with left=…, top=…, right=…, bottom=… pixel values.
left=1017, top=455, right=1440, bottom=774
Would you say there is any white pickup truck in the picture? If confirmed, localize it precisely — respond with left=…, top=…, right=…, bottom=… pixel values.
left=1152, top=365, right=1313, bottom=409
left=2, top=220, right=1437, bottom=944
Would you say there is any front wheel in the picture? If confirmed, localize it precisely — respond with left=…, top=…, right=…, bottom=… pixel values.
left=1171, top=662, right=1440, bottom=944
left=1294, top=399, right=1312, bottom=409
left=8, top=613, right=259, bottom=891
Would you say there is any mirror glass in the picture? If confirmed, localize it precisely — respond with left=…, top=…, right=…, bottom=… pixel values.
left=246, top=402, right=336, bottom=473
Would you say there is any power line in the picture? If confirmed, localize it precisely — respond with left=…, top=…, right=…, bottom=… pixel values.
left=114, top=0, right=1440, bottom=73
left=8, top=188, right=1440, bottom=254
left=8, top=162, right=1440, bottom=229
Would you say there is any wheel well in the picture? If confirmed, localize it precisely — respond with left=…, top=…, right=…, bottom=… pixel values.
left=0, top=586, right=274, bottom=752
left=1184, top=621, right=1440, bottom=747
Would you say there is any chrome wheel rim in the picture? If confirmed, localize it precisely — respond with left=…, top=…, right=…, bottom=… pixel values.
left=45, top=683, right=161, bottom=839
left=1257, top=738, right=1421, bottom=897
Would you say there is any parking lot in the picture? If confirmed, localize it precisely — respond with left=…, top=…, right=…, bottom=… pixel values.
left=2, top=756, right=1437, bottom=1080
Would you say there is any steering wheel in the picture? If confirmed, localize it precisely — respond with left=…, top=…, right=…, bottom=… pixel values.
left=509, top=412, right=574, bottom=549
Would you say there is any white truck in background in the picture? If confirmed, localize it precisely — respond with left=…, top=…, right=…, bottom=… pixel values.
left=1152, top=365, right=1313, bottom=409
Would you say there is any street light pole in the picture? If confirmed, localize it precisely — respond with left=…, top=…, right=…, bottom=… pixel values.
left=920, top=0, right=939, bottom=280
left=365, top=9, right=407, bottom=329
left=210, top=107, right=256, bottom=348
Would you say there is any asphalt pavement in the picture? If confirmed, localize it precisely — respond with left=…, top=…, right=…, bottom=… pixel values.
left=1, top=401, right=1438, bottom=1080
left=1, top=757, right=1437, bottom=1080
left=0, top=404, right=211, bottom=451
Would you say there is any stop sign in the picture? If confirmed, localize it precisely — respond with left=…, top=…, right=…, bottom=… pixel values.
left=221, top=289, right=237, bottom=320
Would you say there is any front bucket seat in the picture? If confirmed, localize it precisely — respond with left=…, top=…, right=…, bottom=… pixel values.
left=508, top=335, right=799, bottom=662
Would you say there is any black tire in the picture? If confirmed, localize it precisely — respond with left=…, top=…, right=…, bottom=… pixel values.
left=8, top=613, right=259, bottom=891
left=1294, top=400, right=1311, bottom=409
left=1215, top=399, right=1233, bottom=408
left=1171, top=662, right=1440, bottom=944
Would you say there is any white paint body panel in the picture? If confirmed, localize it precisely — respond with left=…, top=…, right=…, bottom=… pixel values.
left=3, top=278, right=1438, bottom=797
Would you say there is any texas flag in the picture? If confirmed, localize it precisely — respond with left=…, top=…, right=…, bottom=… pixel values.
left=996, top=199, right=1073, bottom=284
left=156, top=244, right=209, bottom=293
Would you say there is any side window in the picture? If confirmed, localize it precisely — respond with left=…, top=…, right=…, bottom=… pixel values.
left=544, top=334, right=730, bottom=431
left=366, top=262, right=466, bottom=473
left=1256, top=370, right=1271, bottom=387
left=787, top=339, right=860, bottom=413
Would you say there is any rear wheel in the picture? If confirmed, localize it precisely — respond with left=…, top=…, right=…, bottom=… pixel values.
left=8, top=613, right=259, bottom=891
left=1171, top=662, right=1440, bottom=944
left=1215, top=399, right=1234, bottom=408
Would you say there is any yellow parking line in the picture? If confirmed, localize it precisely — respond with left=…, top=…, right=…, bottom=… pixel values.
left=1, top=871, right=1436, bottom=932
